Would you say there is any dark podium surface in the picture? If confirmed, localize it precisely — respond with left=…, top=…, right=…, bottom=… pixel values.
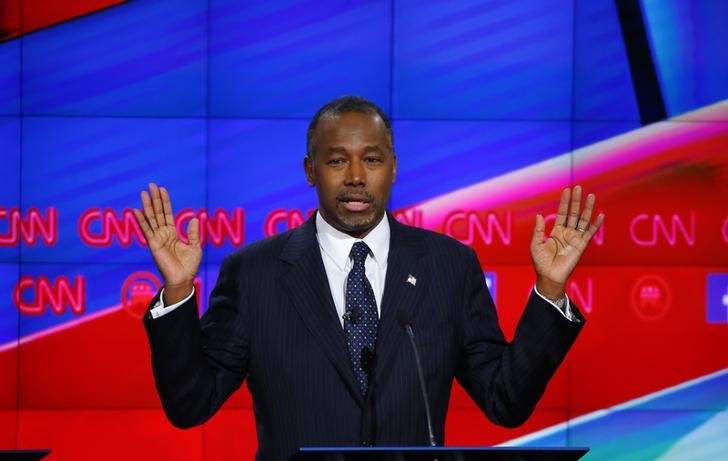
left=0, top=451, right=50, bottom=461
left=297, top=447, right=589, bottom=461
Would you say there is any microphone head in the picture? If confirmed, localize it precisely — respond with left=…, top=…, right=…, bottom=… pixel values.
left=360, top=347, right=376, bottom=375
left=396, top=309, right=413, bottom=328
left=343, top=308, right=361, bottom=324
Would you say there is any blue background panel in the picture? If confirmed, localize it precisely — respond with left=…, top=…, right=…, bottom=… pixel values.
left=391, top=121, right=571, bottom=208
left=573, top=0, right=640, bottom=122
left=207, top=119, right=316, bottom=262
left=21, top=0, right=208, bottom=117
left=209, top=0, right=391, bottom=118
left=634, top=371, right=728, bottom=412
left=568, top=409, right=728, bottom=461
left=516, top=370, right=728, bottom=459
left=0, top=40, right=19, bottom=115
left=393, top=0, right=573, bottom=120
left=20, top=117, right=207, bottom=264
left=0, top=117, right=20, bottom=263
left=0, top=118, right=19, bottom=204
left=572, top=121, right=641, bottom=151
left=641, top=0, right=728, bottom=119
left=706, top=274, right=728, bottom=325
left=0, top=263, right=18, bottom=421
left=0, top=263, right=19, bottom=348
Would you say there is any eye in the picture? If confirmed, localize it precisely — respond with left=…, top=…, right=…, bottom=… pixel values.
left=364, top=156, right=383, bottom=164
left=328, top=158, right=346, bottom=165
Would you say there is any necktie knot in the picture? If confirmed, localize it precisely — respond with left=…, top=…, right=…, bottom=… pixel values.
left=349, top=241, right=371, bottom=268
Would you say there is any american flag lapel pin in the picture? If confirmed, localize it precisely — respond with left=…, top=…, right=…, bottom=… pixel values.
left=407, top=274, right=417, bottom=286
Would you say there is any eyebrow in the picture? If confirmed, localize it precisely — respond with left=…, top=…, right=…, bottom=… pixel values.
left=326, top=145, right=384, bottom=153
left=363, top=145, right=384, bottom=153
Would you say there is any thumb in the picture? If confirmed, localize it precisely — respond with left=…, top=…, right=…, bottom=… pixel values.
left=187, top=218, right=200, bottom=246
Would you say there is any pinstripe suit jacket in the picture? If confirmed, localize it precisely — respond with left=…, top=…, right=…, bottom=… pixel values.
left=144, top=212, right=584, bottom=461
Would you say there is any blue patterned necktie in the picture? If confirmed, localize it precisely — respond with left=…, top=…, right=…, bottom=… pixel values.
left=344, top=241, right=379, bottom=396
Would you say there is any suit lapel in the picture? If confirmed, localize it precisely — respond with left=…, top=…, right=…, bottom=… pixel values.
left=280, top=217, right=365, bottom=407
left=375, top=214, right=429, bottom=381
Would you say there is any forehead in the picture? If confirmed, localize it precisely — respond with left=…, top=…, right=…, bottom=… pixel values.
left=315, top=111, right=390, bottom=149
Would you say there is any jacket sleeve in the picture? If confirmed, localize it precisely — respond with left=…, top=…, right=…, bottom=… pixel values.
left=143, top=252, right=249, bottom=428
left=455, top=249, right=584, bottom=427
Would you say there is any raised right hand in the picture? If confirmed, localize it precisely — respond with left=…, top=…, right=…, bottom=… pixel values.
left=133, top=183, right=202, bottom=305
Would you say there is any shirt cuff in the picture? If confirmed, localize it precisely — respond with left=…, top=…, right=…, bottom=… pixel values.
left=149, top=287, right=196, bottom=319
left=533, top=285, right=579, bottom=323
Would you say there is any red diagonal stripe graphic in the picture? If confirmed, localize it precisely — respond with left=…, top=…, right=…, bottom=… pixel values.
left=0, top=0, right=127, bottom=42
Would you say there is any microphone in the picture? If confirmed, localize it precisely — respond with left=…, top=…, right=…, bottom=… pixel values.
left=361, top=347, right=376, bottom=377
left=360, top=346, right=377, bottom=446
left=397, top=310, right=436, bottom=447
left=343, top=308, right=360, bottom=324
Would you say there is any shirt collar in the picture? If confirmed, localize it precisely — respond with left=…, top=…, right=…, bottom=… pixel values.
left=315, top=210, right=390, bottom=271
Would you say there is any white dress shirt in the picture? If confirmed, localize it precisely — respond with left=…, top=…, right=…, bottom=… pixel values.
left=315, top=211, right=389, bottom=327
left=150, top=211, right=577, bottom=323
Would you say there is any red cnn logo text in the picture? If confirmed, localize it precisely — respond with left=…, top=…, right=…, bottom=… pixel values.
left=265, top=209, right=314, bottom=237
left=629, top=212, right=695, bottom=246
left=568, top=278, right=594, bottom=314
left=0, top=207, right=58, bottom=246
left=444, top=210, right=512, bottom=246
left=13, top=275, right=86, bottom=315
left=392, top=208, right=423, bottom=228
left=79, top=208, right=244, bottom=247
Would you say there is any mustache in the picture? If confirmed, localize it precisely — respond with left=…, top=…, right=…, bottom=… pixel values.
left=336, top=191, right=374, bottom=202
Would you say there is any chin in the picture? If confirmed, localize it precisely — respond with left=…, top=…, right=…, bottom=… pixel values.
left=343, top=215, right=385, bottom=235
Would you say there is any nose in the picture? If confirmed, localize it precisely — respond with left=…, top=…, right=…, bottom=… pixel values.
left=345, top=159, right=366, bottom=186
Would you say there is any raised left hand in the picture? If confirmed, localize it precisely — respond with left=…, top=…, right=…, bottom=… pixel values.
left=530, top=185, right=604, bottom=299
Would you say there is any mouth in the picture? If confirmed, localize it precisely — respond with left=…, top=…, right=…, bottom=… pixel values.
left=338, top=193, right=373, bottom=212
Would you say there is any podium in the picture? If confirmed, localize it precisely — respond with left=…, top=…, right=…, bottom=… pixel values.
left=297, top=447, right=589, bottom=460
left=0, top=451, right=50, bottom=461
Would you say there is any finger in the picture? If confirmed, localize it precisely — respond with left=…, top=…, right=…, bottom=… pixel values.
left=187, top=218, right=200, bottom=246
left=141, top=190, right=158, bottom=230
left=577, top=193, right=595, bottom=232
left=160, top=186, right=175, bottom=227
left=149, top=183, right=166, bottom=229
left=582, top=212, right=605, bottom=242
left=554, top=187, right=570, bottom=227
left=531, top=214, right=545, bottom=246
left=133, top=208, right=154, bottom=241
left=567, top=185, right=582, bottom=229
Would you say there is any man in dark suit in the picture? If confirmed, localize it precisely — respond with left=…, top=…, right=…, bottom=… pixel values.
left=135, top=96, right=603, bottom=461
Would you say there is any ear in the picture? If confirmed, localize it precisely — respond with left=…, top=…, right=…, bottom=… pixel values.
left=303, top=155, right=315, bottom=186
left=391, top=152, right=397, bottom=184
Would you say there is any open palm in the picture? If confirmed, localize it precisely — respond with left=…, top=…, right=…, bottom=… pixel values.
left=530, top=186, right=604, bottom=296
left=133, top=183, right=202, bottom=290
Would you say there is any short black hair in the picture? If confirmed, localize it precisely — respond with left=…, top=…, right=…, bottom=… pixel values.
left=306, top=95, right=393, bottom=157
